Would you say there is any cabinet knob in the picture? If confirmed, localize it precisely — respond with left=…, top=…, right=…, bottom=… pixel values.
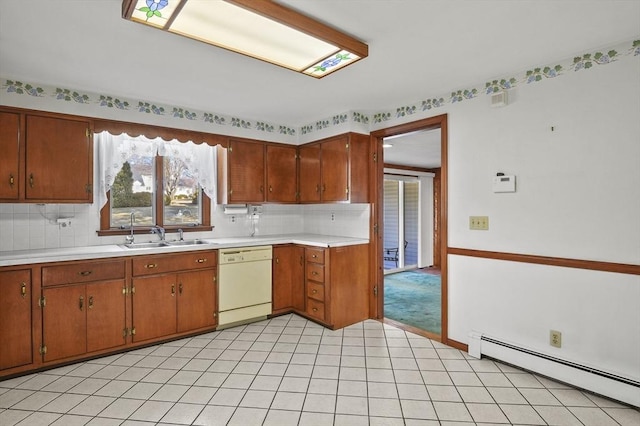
left=78, top=271, right=92, bottom=276
left=196, top=258, right=207, bottom=263
left=313, top=308, right=318, bottom=312
left=29, top=173, right=34, bottom=188
left=20, top=282, right=26, bottom=298
left=275, top=257, right=280, bottom=264
left=145, top=263, right=157, bottom=269
left=312, top=271, right=319, bottom=276
left=171, top=284, right=175, bottom=296
left=9, top=174, right=14, bottom=187
left=312, top=289, right=317, bottom=294
left=269, top=185, right=273, bottom=192
left=79, top=295, right=84, bottom=311
left=179, top=283, right=183, bottom=295
left=88, top=296, right=94, bottom=309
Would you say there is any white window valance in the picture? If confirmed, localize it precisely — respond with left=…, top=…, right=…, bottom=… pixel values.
left=95, top=131, right=217, bottom=210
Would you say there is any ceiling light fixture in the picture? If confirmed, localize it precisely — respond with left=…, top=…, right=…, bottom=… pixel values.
left=122, top=0, right=368, bottom=78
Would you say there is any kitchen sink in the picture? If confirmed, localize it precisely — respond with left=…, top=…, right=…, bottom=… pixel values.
left=166, top=239, right=207, bottom=246
left=122, top=241, right=170, bottom=249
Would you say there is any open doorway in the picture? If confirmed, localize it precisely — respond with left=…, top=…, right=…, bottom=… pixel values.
left=370, top=114, right=448, bottom=343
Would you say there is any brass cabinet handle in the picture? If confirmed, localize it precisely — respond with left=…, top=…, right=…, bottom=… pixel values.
left=322, top=184, right=326, bottom=192
left=78, top=271, right=92, bottom=276
left=88, top=296, right=94, bottom=309
left=312, top=289, right=318, bottom=294
left=315, top=184, right=320, bottom=193
left=179, top=283, right=183, bottom=295
left=171, top=284, right=175, bottom=296
left=145, top=263, right=157, bottom=269
left=79, top=295, right=84, bottom=311
left=312, top=307, right=318, bottom=312
left=312, top=271, right=319, bottom=276
left=260, top=185, right=264, bottom=193
left=196, top=258, right=207, bottom=263
left=29, top=173, right=34, bottom=188
left=312, top=254, right=318, bottom=258
left=9, top=174, right=14, bottom=187
left=269, top=185, right=273, bottom=192
left=20, top=282, right=27, bottom=298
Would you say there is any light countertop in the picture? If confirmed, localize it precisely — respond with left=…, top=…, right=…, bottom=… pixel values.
left=0, top=234, right=369, bottom=267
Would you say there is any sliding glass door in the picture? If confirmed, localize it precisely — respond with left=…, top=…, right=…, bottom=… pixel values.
left=383, top=177, right=419, bottom=271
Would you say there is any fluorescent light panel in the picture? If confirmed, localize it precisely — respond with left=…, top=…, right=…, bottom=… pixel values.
left=123, top=0, right=368, bottom=78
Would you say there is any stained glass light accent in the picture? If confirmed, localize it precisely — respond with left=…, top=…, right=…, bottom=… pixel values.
left=122, top=0, right=367, bottom=78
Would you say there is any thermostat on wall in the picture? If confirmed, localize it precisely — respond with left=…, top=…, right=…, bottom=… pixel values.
left=492, top=174, right=516, bottom=193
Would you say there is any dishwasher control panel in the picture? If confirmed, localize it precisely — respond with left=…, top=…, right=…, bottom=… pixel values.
left=219, top=245, right=273, bottom=264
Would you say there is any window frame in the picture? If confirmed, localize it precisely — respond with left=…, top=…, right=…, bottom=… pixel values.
left=95, top=119, right=222, bottom=237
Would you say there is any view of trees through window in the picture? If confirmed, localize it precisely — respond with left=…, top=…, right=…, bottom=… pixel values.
left=110, top=154, right=201, bottom=228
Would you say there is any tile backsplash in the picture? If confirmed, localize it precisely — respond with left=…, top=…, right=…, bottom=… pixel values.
left=0, top=203, right=370, bottom=252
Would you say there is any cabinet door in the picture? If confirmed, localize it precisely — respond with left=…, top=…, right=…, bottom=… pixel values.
left=25, top=115, right=92, bottom=202
left=227, top=139, right=265, bottom=203
left=0, top=112, right=20, bottom=200
left=86, top=280, right=127, bottom=353
left=321, top=137, right=349, bottom=202
left=132, top=275, right=177, bottom=342
left=0, top=270, right=32, bottom=370
left=266, top=145, right=297, bottom=203
left=298, top=144, right=321, bottom=202
left=177, top=269, right=216, bottom=333
left=42, top=285, right=87, bottom=362
left=273, top=245, right=305, bottom=314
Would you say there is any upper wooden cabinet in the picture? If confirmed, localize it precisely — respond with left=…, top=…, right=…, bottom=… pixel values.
left=299, top=133, right=370, bottom=203
left=0, top=112, right=20, bottom=200
left=218, top=138, right=266, bottom=203
left=0, top=108, right=93, bottom=203
left=266, top=145, right=298, bottom=203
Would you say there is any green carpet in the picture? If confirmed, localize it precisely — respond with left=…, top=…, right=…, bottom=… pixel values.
left=384, top=271, right=441, bottom=334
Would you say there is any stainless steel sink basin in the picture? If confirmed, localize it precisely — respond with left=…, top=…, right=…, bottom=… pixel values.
left=122, top=241, right=170, bottom=249
left=166, top=239, right=207, bottom=246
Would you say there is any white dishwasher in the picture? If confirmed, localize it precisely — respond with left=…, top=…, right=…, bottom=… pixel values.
left=218, top=245, right=272, bottom=328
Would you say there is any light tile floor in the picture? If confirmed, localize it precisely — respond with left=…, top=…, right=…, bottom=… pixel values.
left=1, top=314, right=638, bottom=425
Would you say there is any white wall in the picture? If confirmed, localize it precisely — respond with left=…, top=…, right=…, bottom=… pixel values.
left=446, top=55, right=640, bottom=388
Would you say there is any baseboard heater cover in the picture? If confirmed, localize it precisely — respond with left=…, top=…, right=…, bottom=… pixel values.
left=468, top=332, right=640, bottom=407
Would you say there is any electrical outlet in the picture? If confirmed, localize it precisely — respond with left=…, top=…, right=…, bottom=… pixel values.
left=331, top=213, right=335, bottom=221
left=469, top=216, right=489, bottom=230
left=550, top=330, right=562, bottom=348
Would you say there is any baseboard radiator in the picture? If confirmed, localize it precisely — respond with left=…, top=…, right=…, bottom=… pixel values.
left=468, top=332, right=640, bottom=407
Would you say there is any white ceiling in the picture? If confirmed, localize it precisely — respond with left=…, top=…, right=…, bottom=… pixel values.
left=1, top=0, right=638, bottom=169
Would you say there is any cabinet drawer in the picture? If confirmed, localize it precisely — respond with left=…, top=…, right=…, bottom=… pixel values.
left=42, top=259, right=125, bottom=286
left=305, top=248, right=325, bottom=264
left=306, top=263, right=325, bottom=282
left=306, top=281, right=324, bottom=302
left=132, top=251, right=217, bottom=276
left=306, top=298, right=325, bottom=321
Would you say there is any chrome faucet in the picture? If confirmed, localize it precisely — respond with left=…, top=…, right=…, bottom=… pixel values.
left=125, top=212, right=135, bottom=244
left=151, top=225, right=165, bottom=241
left=177, top=228, right=184, bottom=241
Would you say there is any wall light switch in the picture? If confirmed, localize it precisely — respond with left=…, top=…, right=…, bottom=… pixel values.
left=469, top=216, right=489, bottom=230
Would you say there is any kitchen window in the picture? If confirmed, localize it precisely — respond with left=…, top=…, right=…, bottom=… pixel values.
left=96, top=131, right=216, bottom=235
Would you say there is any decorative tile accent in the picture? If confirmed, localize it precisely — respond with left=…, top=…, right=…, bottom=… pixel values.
left=421, top=98, right=445, bottom=110
left=484, top=78, right=517, bottom=94
left=450, top=89, right=479, bottom=103
left=526, top=65, right=563, bottom=83
left=98, top=95, right=130, bottom=109
left=396, top=106, right=417, bottom=117
left=231, top=117, right=252, bottom=129
left=352, top=112, right=369, bottom=124
left=4, top=80, right=44, bottom=96
left=55, top=88, right=90, bottom=103
left=171, top=107, right=196, bottom=120
left=137, top=101, right=165, bottom=115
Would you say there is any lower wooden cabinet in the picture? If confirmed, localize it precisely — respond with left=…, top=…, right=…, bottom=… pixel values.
left=131, top=251, right=217, bottom=343
left=42, top=280, right=126, bottom=362
left=40, top=259, right=127, bottom=363
left=0, top=269, right=33, bottom=371
left=272, top=245, right=304, bottom=314
left=302, top=244, right=369, bottom=329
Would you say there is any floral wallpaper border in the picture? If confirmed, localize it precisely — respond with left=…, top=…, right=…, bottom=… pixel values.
left=2, top=39, right=638, bottom=140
